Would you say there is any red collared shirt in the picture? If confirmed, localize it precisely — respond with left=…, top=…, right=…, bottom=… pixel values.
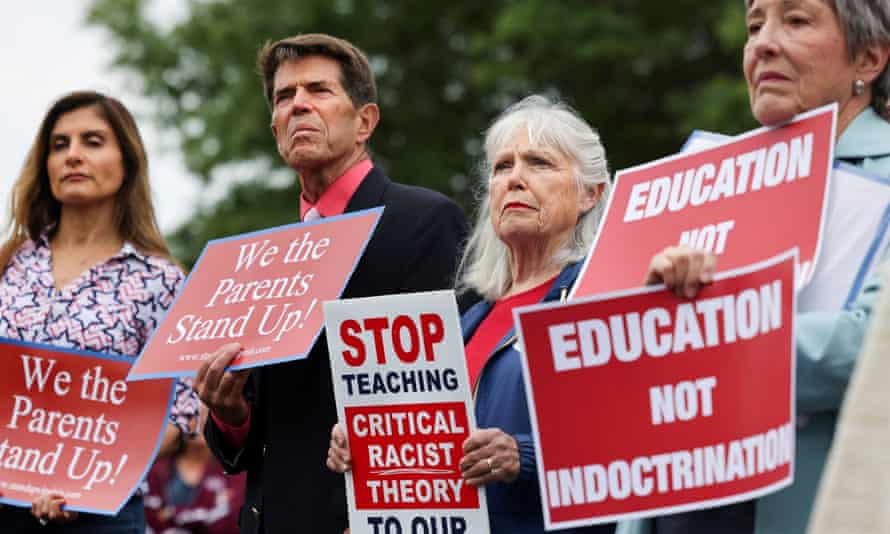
left=214, top=158, right=373, bottom=447
left=299, top=159, right=373, bottom=220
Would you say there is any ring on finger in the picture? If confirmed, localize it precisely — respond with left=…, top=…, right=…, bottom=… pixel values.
left=485, top=457, right=494, bottom=472
left=38, top=517, right=49, bottom=526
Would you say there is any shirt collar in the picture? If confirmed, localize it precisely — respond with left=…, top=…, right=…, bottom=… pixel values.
left=36, top=230, right=147, bottom=265
left=299, top=159, right=373, bottom=221
left=836, top=107, right=890, bottom=160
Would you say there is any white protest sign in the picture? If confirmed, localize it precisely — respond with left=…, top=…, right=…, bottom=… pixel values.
left=324, top=290, right=489, bottom=534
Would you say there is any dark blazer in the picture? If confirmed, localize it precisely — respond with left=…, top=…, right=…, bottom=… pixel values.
left=205, top=167, right=468, bottom=534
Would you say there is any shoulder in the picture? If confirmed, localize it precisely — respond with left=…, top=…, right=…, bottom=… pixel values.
left=373, top=179, right=467, bottom=242
left=383, top=180, right=463, bottom=214
left=120, top=249, right=186, bottom=297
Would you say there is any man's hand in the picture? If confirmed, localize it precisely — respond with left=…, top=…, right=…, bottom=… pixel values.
left=194, top=343, right=251, bottom=426
left=326, top=423, right=352, bottom=473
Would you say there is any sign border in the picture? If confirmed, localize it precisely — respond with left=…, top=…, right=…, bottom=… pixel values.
left=0, top=336, right=175, bottom=516
left=128, top=206, right=384, bottom=380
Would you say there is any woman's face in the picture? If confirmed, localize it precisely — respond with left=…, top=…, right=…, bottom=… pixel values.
left=488, top=128, right=597, bottom=252
left=46, top=105, right=125, bottom=207
left=743, top=0, right=857, bottom=126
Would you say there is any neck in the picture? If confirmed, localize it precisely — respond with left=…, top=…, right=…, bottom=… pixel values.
left=54, top=202, right=122, bottom=249
left=298, top=147, right=368, bottom=204
left=505, top=238, right=565, bottom=298
left=836, top=94, right=870, bottom=139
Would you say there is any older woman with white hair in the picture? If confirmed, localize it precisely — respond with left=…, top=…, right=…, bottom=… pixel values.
left=327, top=95, right=616, bottom=533
left=621, top=1, right=890, bottom=534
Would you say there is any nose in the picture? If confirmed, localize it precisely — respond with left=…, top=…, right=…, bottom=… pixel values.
left=64, top=141, right=84, bottom=166
left=749, top=19, right=781, bottom=59
left=288, top=87, right=313, bottom=113
left=505, top=161, right=527, bottom=190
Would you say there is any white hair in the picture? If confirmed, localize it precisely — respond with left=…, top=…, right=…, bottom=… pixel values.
left=457, top=95, right=611, bottom=301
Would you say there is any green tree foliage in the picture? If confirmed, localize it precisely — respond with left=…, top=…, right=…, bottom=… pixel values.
left=88, top=0, right=756, bottom=267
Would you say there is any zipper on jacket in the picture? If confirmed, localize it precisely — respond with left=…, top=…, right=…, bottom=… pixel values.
left=471, top=284, right=570, bottom=402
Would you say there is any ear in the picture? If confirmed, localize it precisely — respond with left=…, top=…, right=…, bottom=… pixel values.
left=855, top=41, right=890, bottom=86
left=356, top=103, right=380, bottom=144
left=579, top=182, right=606, bottom=214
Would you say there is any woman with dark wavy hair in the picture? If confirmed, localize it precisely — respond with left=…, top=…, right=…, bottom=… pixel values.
left=0, top=90, right=199, bottom=533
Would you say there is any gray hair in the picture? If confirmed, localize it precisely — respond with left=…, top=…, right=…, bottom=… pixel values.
left=835, top=0, right=890, bottom=117
left=746, top=0, right=890, bottom=117
left=457, top=95, right=611, bottom=301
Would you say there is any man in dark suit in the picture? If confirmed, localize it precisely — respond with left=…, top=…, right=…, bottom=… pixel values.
left=193, top=34, right=467, bottom=534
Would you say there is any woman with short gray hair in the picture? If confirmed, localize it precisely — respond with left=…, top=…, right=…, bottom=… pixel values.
left=621, top=1, right=890, bottom=534
left=458, top=94, right=611, bottom=301
left=328, top=94, right=615, bottom=533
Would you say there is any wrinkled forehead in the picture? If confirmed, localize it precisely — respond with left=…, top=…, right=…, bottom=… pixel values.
left=745, top=0, right=832, bottom=12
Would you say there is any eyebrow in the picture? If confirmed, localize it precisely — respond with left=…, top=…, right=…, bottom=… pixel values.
left=273, top=79, right=336, bottom=99
left=50, top=130, right=109, bottom=141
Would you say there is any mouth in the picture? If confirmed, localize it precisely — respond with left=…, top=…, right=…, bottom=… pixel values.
left=503, top=201, right=534, bottom=211
left=756, top=71, right=790, bottom=86
left=289, top=125, right=320, bottom=139
left=62, top=173, right=89, bottom=182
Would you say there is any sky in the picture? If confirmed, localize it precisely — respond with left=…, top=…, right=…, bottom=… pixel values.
left=0, top=1, right=199, bottom=233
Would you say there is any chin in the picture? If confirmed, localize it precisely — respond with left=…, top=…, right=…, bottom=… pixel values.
left=751, top=100, right=799, bottom=127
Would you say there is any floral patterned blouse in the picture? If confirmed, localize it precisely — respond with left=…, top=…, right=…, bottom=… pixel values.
left=0, top=234, right=199, bottom=434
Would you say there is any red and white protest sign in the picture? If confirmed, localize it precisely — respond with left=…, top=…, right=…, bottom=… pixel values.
left=514, top=251, right=796, bottom=529
left=128, top=208, right=382, bottom=380
left=573, top=105, right=835, bottom=298
left=0, top=338, right=174, bottom=515
left=325, top=290, right=489, bottom=534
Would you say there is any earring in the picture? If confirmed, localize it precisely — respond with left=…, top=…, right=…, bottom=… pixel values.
left=854, top=79, right=866, bottom=96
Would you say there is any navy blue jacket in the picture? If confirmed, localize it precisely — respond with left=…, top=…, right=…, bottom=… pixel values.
left=461, top=262, right=614, bottom=534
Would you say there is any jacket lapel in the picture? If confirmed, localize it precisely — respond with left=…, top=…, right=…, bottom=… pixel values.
left=344, top=166, right=389, bottom=212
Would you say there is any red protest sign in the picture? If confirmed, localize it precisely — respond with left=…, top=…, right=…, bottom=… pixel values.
left=325, top=290, right=490, bottom=533
left=574, top=105, right=835, bottom=298
left=514, top=251, right=796, bottom=529
left=0, top=338, right=173, bottom=515
left=128, top=208, right=382, bottom=380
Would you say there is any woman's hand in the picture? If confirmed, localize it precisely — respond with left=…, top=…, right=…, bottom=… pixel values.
left=326, top=423, right=352, bottom=473
left=460, top=428, right=520, bottom=486
left=645, top=245, right=717, bottom=299
left=31, top=493, right=77, bottom=525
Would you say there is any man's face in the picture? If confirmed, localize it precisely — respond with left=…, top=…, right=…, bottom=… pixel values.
left=270, top=55, right=369, bottom=171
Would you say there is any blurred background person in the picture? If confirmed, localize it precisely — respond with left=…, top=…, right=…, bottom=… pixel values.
left=0, top=90, right=199, bottom=533
left=328, top=94, right=615, bottom=534
left=145, top=406, right=245, bottom=534
left=622, top=1, right=890, bottom=533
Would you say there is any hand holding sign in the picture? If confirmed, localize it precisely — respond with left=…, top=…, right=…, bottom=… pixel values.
left=327, top=423, right=352, bottom=473
left=194, top=343, right=251, bottom=427
left=325, top=290, right=489, bottom=533
left=645, top=246, right=717, bottom=298
left=31, top=493, right=77, bottom=525
left=460, top=429, right=520, bottom=486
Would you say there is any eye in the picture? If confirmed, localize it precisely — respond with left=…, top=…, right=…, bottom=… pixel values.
left=747, top=22, right=762, bottom=35
left=274, top=89, right=294, bottom=106
left=311, top=85, right=335, bottom=96
left=50, top=138, right=68, bottom=151
left=786, top=15, right=809, bottom=27
left=493, top=160, right=513, bottom=173
left=529, top=156, right=552, bottom=167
